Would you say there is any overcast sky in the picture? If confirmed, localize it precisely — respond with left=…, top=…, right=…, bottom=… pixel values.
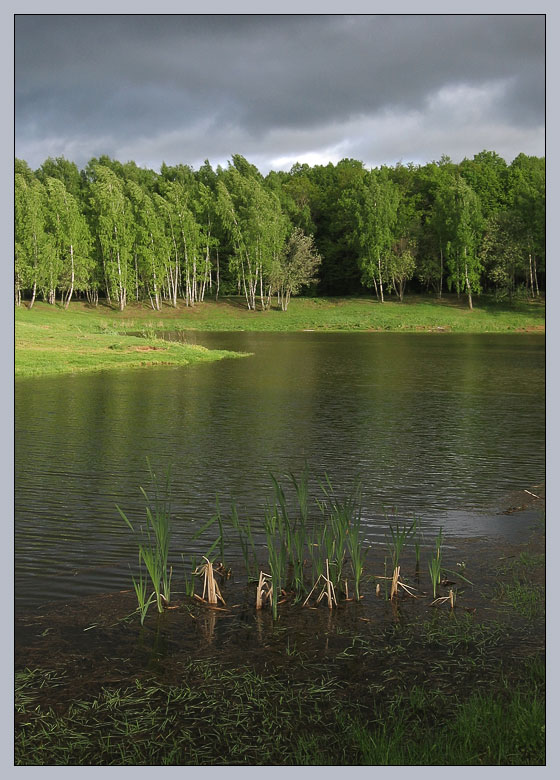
left=15, top=14, right=545, bottom=173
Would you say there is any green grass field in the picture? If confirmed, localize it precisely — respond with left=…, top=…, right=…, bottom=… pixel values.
left=15, top=294, right=545, bottom=377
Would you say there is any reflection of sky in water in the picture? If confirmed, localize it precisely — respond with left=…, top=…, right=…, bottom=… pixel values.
left=15, top=332, right=544, bottom=607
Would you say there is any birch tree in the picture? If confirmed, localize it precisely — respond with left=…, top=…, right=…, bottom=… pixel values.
left=45, top=177, right=92, bottom=308
left=351, top=168, right=400, bottom=302
left=509, top=155, right=545, bottom=298
left=217, top=160, right=288, bottom=310
left=127, top=181, right=167, bottom=309
left=445, top=177, right=483, bottom=309
left=14, top=174, right=55, bottom=308
left=89, top=165, right=134, bottom=310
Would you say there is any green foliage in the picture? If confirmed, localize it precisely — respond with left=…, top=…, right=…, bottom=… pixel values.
left=14, top=151, right=545, bottom=308
left=271, top=227, right=322, bottom=310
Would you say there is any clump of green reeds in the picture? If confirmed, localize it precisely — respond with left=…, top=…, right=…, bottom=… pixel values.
left=427, top=527, right=444, bottom=598
left=263, top=503, right=287, bottom=620
left=229, top=502, right=259, bottom=582
left=118, top=462, right=173, bottom=617
left=318, top=475, right=366, bottom=601
left=387, top=514, right=418, bottom=571
left=271, top=471, right=308, bottom=602
left=181, top=554, right=197, bottom=598
left=235, top=469, right=368, bottom=618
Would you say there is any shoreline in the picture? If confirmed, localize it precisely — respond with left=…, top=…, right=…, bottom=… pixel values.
left=15, top=295, right=545, bottom=378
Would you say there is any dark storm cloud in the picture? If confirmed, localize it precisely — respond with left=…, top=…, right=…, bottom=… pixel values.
left=15, top=14, right=545, bottom=170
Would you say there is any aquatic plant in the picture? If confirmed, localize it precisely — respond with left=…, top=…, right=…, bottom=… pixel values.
left=303, top=558, right=338, bottom=609
left=229, top=503, right=259, bottom=582
left=319, top=475, right=365, bottom=599
left=271, top=472, right=307, bottom=602
left=182, top=553, right=197, bottom=598
left=387, top=515, right=418, bottom=571
left=432, top=589, right=456, bottom=609
left=118, top=463, right=173, bottom=614
left=256, top=571, right=273, bottom=611
left=263, top=504, right=287, bottom=620
left=129, top=551, right=153, bottom=625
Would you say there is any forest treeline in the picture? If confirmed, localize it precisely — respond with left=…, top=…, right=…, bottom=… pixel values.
left=14, top=150, right=545, bottom=311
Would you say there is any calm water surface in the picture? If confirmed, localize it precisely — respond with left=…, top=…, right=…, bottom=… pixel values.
left=15, top=332, right=544, bottom=608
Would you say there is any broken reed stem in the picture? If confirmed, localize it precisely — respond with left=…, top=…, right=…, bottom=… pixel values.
left=431, top=589, right=456, bottom=609
left=256, top=571, right=273, bottom=611
left=317, top=559, right=337, bottom=609
left=302, top=575, right=322, bottom=607
left=390, top=565, right=400, bottom=600
left=199, top=557, right=226, bottom=606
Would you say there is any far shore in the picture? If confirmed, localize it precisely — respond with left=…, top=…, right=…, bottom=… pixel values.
left=15, top=294, right=545, bottom=378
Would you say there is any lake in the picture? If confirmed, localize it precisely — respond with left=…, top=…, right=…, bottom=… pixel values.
left=15, top=332, right=545, bottom=609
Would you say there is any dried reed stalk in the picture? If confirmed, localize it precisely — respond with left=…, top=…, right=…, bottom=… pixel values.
left=256, top=571, right=273, bottom=610
left=199, top=557, right=226, bottom=606
left=431, top=589, right=455, bottom=609
left=390, top=565, right=400, bottom=600
left=303, top=560, right=338, bottom=609
left=317, top=559, right=338, bottom=609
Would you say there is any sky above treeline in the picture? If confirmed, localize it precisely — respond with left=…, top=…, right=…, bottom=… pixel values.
left=15, top=13, right=545, bottom=174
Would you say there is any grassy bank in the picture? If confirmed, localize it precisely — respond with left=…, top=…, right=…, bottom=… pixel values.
left=15, top=303, right=247, bottom=377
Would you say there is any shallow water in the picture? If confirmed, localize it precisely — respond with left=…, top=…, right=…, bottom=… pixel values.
left=15, top=332, right=544, bottom=609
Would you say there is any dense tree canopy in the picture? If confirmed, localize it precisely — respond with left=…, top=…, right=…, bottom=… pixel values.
left=14, top=150, right=545, bottom=309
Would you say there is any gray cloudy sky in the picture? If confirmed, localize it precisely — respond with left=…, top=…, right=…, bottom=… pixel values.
left=15, top=14, right=545, bottom=173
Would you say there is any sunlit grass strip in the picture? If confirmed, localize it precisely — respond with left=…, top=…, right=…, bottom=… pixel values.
left=15, top=306, right=247, bottom=377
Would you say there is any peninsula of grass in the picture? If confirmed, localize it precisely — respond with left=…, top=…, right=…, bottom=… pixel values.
left=15, top=304, right=247, bottom=378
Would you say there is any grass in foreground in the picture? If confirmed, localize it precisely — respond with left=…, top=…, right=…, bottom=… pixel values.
left=15, top=651, right=544, bottom=766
